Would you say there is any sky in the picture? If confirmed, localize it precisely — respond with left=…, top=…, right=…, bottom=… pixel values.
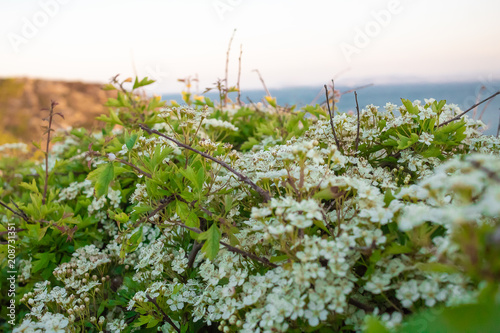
left=1, top=0, right=500, bottom=93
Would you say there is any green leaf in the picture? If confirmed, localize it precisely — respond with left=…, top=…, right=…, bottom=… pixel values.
left=86, top=162, right=115, bottom=197
left=397, top=133, right=419, bottom=150
left=421, top=145, right=442, bottom=158
left=364, top=315, right=390, bottom=333
left=416, top=262, right=460, bottom=274
left=32, top=141, right=41, bottom=150
left=385, top=243, right=412, bottom=255
left=198, top=223, right=221, bottom=260
left=126, top=132, right=139, bottom=151
left=313, top=187, right=344, bottom=200
left=270, top=254, right=289, bottom=263
left=32, top=252, right=56, bottom=273
left=109, top=109, right=124, bottom=125
left=401, top=98, right=419, bottom=115
left=176, top=201, right=191, bottom=221
left=383, top=189, right=395, bottom=207
left=133, top=77, right=155, bottom=90
left=20, top=179, right=39, bottom=194
left=121, top=227, right=143, bottom=258
left=134, top=315, right=154, bottom=328
left=397, top=302, right=500, bottom=333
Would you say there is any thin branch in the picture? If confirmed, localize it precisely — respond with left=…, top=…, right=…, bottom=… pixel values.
left=131, top=195, right=175, bottom=229
left=439, top=91, right=500, bottom=127
left=237, top=44, right=243, bottom=106
left=469, top=160, right=500, bottom=183
left=167, top=219, right=277, bottom=268
left=139, top=124, right=271, bottom=202
left=224, top=29, right=236, bottom=107
left=246, top=97, right=261, bottom=112
left=340, top=83, right=374, bottom=96
left=354, top=91, right=361, bottom=153
left=348, top=298, right=374, bottom=313
left=0, top=228, right=26, bottom=236
left=42, top=100, right=59, bottom=205
left=146, top=295, right=180, bottom=333
left=253, top=69, right=271, bottom=97
left=497, top=109, right=500, bottom=138
left=220, top=240, right=277, bottom=268
left=477, top=98, right=493, bottom=121
left=324, top=84, right=341, bottom=149
left=187, top=241, right=203, bottom=269
left=0, top=201, right=27, bottom=222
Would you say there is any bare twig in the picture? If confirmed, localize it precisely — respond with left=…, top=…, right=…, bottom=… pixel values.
left=167, top=218, right=277, bottom=268
left=497, top=109, right=500, bottom=138
left=469, top=160, right=500, bottom=183
left=237, top=44, right=243, bottom=106
left=340, top=83, right=374, bottom=96
left=439, top=91, right=500, bottom=127
left=354, top=91, right=361, bottom=152
left=472, top=86, right=485, bottom=118
left=246, top=97, right=261, bottom=112
left=324, top=83, right=341, bottom=150
left=42, top=100, right=60, bottom=205
left=146, top=295, right=180, bottom=333
left=224, top=29, right=236, bottom=107
left=253, top=69, right=271, bottom=97
left=139, top=124, right=271, bottom=202
left=477, top=98, right=493, bottom=121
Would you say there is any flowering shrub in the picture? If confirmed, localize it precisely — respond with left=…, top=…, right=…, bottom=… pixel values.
left=1, top=77, right=499, bottom=333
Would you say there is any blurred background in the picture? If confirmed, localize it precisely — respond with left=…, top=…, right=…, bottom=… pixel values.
left=1, top=0, right=499, bottom=143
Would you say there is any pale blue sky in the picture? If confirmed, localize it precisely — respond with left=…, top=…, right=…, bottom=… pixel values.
left=1, top=0, right=499, bottom=93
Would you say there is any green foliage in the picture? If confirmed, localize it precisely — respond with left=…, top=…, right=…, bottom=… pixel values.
left=1, top=76, right=499, bottom=333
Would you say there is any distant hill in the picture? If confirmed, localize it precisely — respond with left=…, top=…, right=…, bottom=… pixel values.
left=0, top=78, right=116, bottom=144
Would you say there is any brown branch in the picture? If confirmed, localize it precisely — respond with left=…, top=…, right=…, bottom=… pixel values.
left=146, top=295, right=180, bottom=333
left=348, top=298, right=374, bottom=313
left=324, top=83, right=341, bottom=150
left=354, top=91, right=361, bottom=153
left=237, top=44, right=243, bottom=106
left=439, top=91, right=500, bottom=127
left=138, top=124, right=270, bottom=202
left=42, top=100, right=59, bottom=205
left=340, top=83, right=374, bottom=96
left=0, top=228, right=26, bottom=236
left=497, top=109, right=500, bottom=138
left=220, top=240, right=277, bottom=268
left=224, top=29, right=236, bottom=107
left=187, top=241, right=203, bottom=269
left=131, top=195, right=175, bottom=229
left=469, top=160, right=500, bottom=183
left=166, top=219, right=277, bottom=268
left=253, top=69, right=271, bottom=97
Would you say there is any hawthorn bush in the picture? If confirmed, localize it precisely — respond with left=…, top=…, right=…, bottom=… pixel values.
left=1, top=77, right=499, bottom=333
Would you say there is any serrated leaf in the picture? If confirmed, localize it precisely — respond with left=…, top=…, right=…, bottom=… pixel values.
left=20, top=179, right=39, bottom=194
left=86, top=162, right=114, bottom=197
left=198, top=223, right=221, bottom=260
left=133, top=77, right=155, bottom=90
